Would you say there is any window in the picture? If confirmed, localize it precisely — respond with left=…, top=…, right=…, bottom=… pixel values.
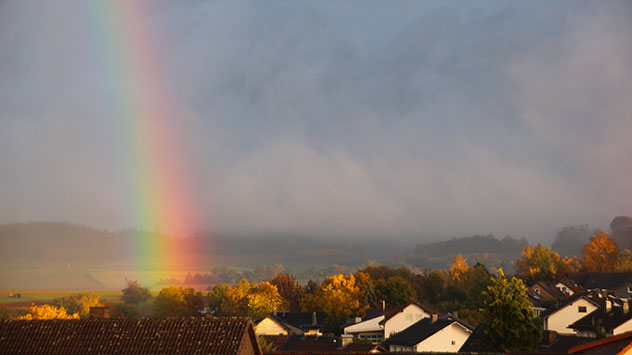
left=451, top=340, right=456, bottom=345
left=578, top=306, right=587, bottom=313
left=628, top=286, right=632, bottom=293
left=535, top=288, right=540, bottom=294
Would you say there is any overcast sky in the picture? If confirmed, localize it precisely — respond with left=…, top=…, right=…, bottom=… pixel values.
left=0, top=1, right=630, bottom=242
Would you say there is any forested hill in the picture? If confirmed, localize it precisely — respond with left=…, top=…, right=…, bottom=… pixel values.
left=414, top=234, right=528, bottom=256
left=405, top=235, right=529, bottom=272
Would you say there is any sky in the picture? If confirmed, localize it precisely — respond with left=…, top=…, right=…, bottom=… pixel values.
left=0, top=0, right=630, bottom=242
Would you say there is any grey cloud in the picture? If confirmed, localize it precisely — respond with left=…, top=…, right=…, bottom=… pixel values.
left=0, top=0, right=629, bottom=241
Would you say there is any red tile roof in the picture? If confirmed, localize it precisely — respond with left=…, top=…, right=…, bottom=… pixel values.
left=0, top=317, right=262, bottom=355
left=569, top=330, right=632, bottom=353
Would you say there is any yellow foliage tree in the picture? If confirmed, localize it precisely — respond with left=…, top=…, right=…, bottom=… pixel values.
left=515, top=244, right=579, bottom=283
left=246, top=281, right=284, bottom=319
left=300, top=274, right=368, bottom=332
left=449, top=254, right=471, bottom=284
left=582, top=231, right=620, bottom=272
left=19, top=305, right=79, bottom=320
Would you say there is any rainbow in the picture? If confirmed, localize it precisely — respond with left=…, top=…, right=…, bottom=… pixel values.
left=87, top=1, right=199, bottom=273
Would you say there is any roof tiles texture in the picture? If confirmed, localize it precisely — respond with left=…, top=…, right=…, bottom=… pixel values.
left=0, top=317, right=259, bottom=355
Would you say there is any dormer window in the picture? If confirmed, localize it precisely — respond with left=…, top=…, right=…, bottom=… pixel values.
left=628, top=287, right=632, bottom=293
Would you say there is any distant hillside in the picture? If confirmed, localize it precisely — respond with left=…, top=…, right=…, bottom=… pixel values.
left=405, top=234, right=528, bottom=272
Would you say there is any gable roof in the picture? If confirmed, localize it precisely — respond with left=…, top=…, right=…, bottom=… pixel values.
left=387, top=316, right=473, bottom=347
left=569, top=330, right=632, bottom=353
left=569, top=301, right=632, bottom=332
left=0, top=317, right=261, bottom=355
left=540, top=292, right=600, bottom=319
left=270, top=312, right=325, bottom=330
left=378, top=301, right=442, bottom=325
left=529, top=281, right=565, bottom=300
left=568, top=272, right=632, bottom=291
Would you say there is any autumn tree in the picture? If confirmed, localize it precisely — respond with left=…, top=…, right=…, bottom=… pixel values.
left=18, top=305, right=79, bottom=320
left=56, top=293, right=103, bottom=318
left=582, top=231, right=620, bottom=272
left=269, top=273, right=303, bottom=312
left=300, top=274, right=368, bottom=333
left=246, top=282, right=284, bottom=319
left=152, top=286, right=205, bottom=317
left=479, top=271, right=541, bottom=352
left=515, top=244, right=580, bottom=284
left=121, top=279, right=152, bottom=306
left=448, top=254, right=471, bottom=284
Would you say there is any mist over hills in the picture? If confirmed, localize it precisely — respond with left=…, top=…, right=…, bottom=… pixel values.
left=2, top=219, right=620, bottom=289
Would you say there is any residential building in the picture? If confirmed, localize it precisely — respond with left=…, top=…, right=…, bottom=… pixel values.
left=569, top=331, right=632, bottom=355
left=255, top=311, right=324, bottom=336
left=387, top=314, right=473, bottom=353
left=541, top=292, right=601, bottom=335
left=342, top=301, right=442, bottom=344
left=569, top=298, right=632, bottom=338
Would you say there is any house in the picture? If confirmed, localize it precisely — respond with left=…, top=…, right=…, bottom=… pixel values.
left=541, top=292, right=601, bottom=335
left=569, top=331, right=632, bottom=355
left=528, top=281, right=567, bottom=316
left=568, top=272, right=632, bottom=298
left=569, top=298, right=632, bottom=338
left=387, top=313, right=473, bottom=353
left=343, top=301, right=442, bottom=344
left=255, top=311, right=324, bottom=336
left=556, top=279, right=579, bottom=296
left=0, top=317, right=262, bottom=355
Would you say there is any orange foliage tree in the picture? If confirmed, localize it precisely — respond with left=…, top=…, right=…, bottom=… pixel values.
left=581, top=231, right=620, bottom=272
left=300, top=274, right=368, bottom=333
left=449, top=254, right=471, bottom=284
left=18, top=304, right=79, bottom=320
left=515, top=244, right=580, bottom=283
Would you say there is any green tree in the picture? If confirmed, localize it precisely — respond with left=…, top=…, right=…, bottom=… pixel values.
left=122, top=279, right=152, bottom=306
left=480, top=271, right=541, bottom=352
left=414, top=269, right=446, bottom=306
left=375, top=276, right=416, bottom=307
left=0, top=307, right=11, bottom=320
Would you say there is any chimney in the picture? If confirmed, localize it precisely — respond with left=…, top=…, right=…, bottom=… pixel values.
left=273, top=308, right=277, bottom=316
left=312, top=312, right=317, bottom=326
left=431, top=314, right=438, bottom=323
left=355, top=317, right=362, bottom=324
left=339, top=334, right=353, bottom=349
left=604, top=299, right=612, bottom=314
left=453, top=311, right=459, bottom=319
left=382, top=300, right=385, bottom=312
left=89, top=306, right=110, bottom=319
left=624, top=301, right=630, bottom=315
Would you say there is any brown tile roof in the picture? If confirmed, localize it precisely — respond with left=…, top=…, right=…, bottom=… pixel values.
left=0, top=317, right=262, bottom=355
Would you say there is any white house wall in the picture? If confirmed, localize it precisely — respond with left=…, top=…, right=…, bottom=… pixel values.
left=344, top=315, right=384, bottom=334
left=384, top=304, right=432, bottom=339
left=415, top=323, right=471, bottom=353
left=544, top=298, right=599, bottom=335
left=254, top=317, right=289, bottom=336
left=614, top=317, right=632, bottom=335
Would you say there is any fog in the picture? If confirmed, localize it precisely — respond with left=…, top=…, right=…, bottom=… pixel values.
left=1, top=1, right=630, bottom=242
